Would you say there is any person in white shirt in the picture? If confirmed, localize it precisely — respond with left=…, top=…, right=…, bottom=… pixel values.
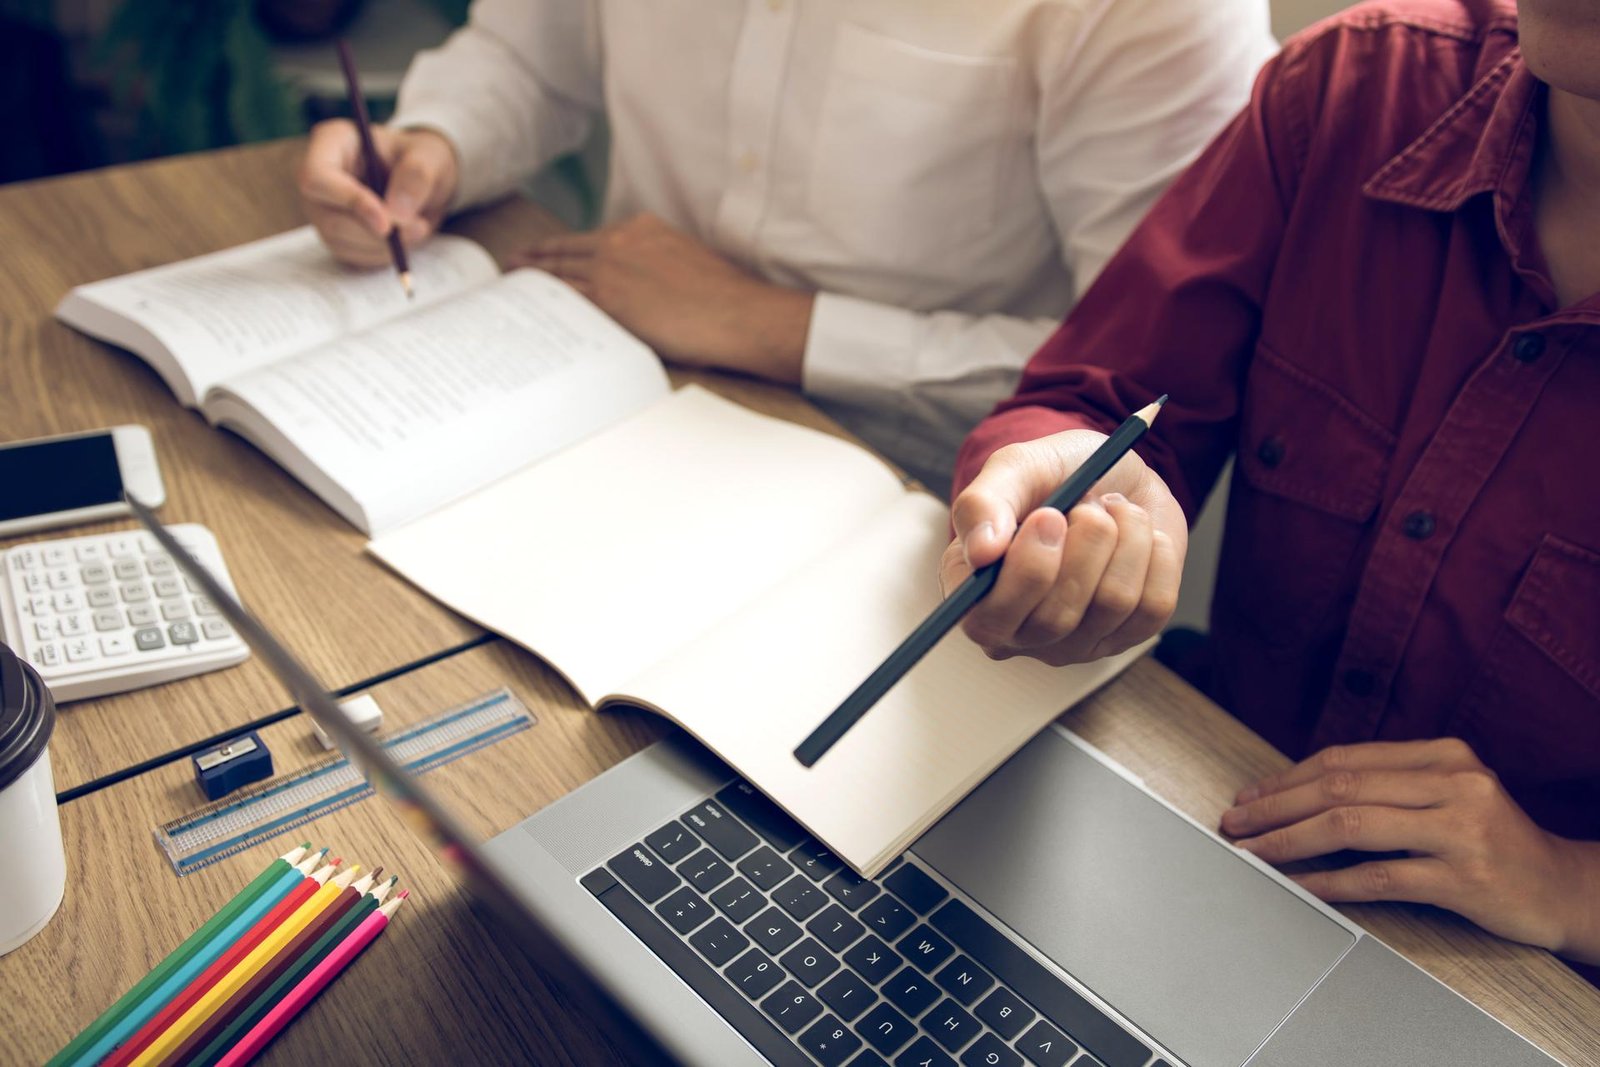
left=299, top=0, right=1275, bottom=491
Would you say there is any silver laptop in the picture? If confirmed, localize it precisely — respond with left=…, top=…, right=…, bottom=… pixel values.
left=135, top=499, right=1561, bottom=1067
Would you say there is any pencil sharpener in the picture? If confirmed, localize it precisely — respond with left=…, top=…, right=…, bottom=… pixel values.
left=193, top=732, right=272, bottom=800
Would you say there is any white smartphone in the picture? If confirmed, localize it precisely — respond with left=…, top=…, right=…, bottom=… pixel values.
left=0, top=426, right=165, bottom=538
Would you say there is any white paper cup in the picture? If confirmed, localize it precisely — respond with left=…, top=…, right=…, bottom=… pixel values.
left=0, top=643, right=66, bottom=955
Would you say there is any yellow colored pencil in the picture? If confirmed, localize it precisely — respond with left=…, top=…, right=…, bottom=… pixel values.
left=129, top=866, right=361, bottom=1066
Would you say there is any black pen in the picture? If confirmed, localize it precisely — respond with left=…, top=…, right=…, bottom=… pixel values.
left=793, top=394, right=1169, bottom=767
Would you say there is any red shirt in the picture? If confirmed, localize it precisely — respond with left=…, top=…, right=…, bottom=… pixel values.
left=955, top=0, right=1600, bottom=841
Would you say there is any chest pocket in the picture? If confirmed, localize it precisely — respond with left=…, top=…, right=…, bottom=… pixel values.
left=1214, top=344, right=1394, bottom=648
left=1452, top=535, right=1600, bottom=837
left=807, top=23, right=1021, bottom=270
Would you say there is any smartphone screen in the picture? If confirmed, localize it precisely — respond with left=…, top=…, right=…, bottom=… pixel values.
left=0, top=434, right=125, bottom=522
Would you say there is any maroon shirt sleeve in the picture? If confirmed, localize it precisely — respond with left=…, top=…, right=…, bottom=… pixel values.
left=952, top=45, right=1319, bottom=522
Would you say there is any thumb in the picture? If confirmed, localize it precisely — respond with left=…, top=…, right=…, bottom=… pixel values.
left=385, top=132, right=454, bottom=225
left=950, top=443, right=1051, bottom=570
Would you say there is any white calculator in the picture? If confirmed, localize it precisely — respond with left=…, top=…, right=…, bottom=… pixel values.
left=0, top=525, right=250, bottom=702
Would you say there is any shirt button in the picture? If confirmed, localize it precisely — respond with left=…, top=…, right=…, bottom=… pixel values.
left=1401, top=509, right=1436, bottom=540
left=1513, top=332, right=1545, bottom=362
left=738, top=150, right=759, bottom=174
left=1342, top=668, right=1376, bottom=697
left=1256, top=436, right=1286, bottom=469
left=767, top=0, right=785, bottom=11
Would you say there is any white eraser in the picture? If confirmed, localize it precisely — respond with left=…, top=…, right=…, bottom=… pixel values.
left=313, top=694, right=384, bottom=750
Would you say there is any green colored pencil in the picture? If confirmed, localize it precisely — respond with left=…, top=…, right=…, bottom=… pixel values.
left=45, top=843, right=312, bottom=1067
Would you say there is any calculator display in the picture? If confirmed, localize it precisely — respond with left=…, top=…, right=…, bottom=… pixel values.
left=0, top=434, right=124, bottom=522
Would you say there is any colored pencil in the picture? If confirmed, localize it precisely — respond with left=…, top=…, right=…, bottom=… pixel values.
left=190, top=877, right=398, bottom=1067
left=128, top=866, right=359, bottom=1065
left=794, top=395, right=1169, bottom=766
left=102, top=860, right=341, bottom=1067
left=54, top=846, right=320, bottom=1067
left=214, top=893, right=408, bottom=1067
left=165, top=869, right=379, bottom=1066
left=335, top=39, right=413, bottom=298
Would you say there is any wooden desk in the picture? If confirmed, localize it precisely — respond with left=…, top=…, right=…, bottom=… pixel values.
left=3, top=643, right=1594, bottom=1066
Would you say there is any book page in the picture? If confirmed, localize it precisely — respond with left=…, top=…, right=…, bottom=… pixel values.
left=624, top=492, right=1150, bottom=876
left=366, top=386, right=910, bottom=700
left=213, top=269, right=670, bottom=534
left=57, top=227, right=497, bottom=402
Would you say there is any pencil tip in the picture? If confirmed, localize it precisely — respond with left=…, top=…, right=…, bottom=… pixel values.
left=1156, top=393, right=1169, bottom=406
left=397, top=889, right=409, bottom=899
left=401, top=272, right=414, bottom=299
left=387, top=874, right=398, bottom=885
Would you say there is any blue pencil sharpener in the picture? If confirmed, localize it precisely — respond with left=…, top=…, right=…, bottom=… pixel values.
left=192, top=732, right=272, bottom=800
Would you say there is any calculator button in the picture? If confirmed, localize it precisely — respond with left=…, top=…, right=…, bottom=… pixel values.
left=153, top=576, right=182, bottom=599
left=160, top=599, right=191, bottom=621
left=87, top=586, right=117, bottom=608
left=201, top=619, right=232, bottom=641
left=53, top=590, right=85, bottom=613
left=32, top=620, right=55, bottom=641
left=32, top=644, right=62, bottom=668
left=113, top=559, right=142, bottom=581
left=146, top=555, right=176, bottom=576
left=127, top=604, right=158, bottom=626
left=193, top=595, right=218, bottom=616
left=169, top=621, right=199, bottom=646
left=100, top=634, right=133, bottom=657
left=93, top=609, right=124, bottom=632
left=25, top=594, right=51, bottom=616
left=138, top=534, right=161, bottom=554
left=23, top=572, right=47, bottom=594
left=64, top=638, right=94, bottom=663
left=133, top=627, right=165, bottom=651
left=57, top=613, right=88, bottom=638
left=119, top=582, right=150, bottom=603
left=10, top=548, right=39, bottom=570
left=80, top=562, right=112, bottom=585
left=42, top=547, right=70, bottom=567
left=74, top=542, right=104, bottom=562
left=105, top=536, right=139, bottom=558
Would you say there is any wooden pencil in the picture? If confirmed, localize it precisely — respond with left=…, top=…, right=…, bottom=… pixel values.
left=336, top=39, right=413, bottom=298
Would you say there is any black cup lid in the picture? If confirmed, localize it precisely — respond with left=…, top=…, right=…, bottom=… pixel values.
left=0, top=641, right=54, bottom=792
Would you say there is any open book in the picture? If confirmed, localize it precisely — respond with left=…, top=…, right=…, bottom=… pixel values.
left=55, top=227, right=670, bottom=535
left=369, top=387, right=1146, bottom=877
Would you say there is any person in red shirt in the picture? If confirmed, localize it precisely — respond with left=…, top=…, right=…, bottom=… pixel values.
left=943, top=0, right=1600, bottom=966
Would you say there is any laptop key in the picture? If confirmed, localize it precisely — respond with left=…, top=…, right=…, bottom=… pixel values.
left=655, top=886, right=714, bottom=935
left=935, top=955, right=994, bottom=1006
left=883, top=966, right=941, bottom=1018
left=808, top=903, right=866, bottom=953
left=710, top=876, right=765, bottom=924
left=974, top=987, right=1035, bottom=1040
left=794, top=838, right=845, bottom=881
left=683, top=799, right=759, bottom=861
left=895, top=1036, right=956, bottom=1067
left=773, top=874, right=830, bottom=921
left=727, top=947, right=786, bottom=1000
left=607, top=844, right=680, bottom=904
left=1016, top=1020, right=1075, bottom=1067
left=748, top=906, right=805, bottom=954
left=885, top=864, right=948, bottom=914
left=824, top=868, right=883, bottom=911
left=857, top=1002, right=918, bottom=1055
left=844, top=934, right=902, bottom=986
left=646, top=821, right=700, bottom=864
left=931, top=900, right=1145, bottom=1067
left=762, top=980, right=825, bottom=1033
left=861, top=895, right=914, bottom=940
left=690, top=917, right=751, bottom=967
left=738, top=845, right=796, bottom=892
left=718, top=781, right=807, bottom=851
left=818, top=968, right=875, bottom=1021
left=960, top=1033, right=1021, bottom=1067
left=800, top=1014, right=865, bottom=1067
left=681, top=848, right=735, bottom=892
left=922, top=999, right=980, bottom=1053
left=780, top=937, right=841, bottom=986
left=897, top=925, right=955, bottom=972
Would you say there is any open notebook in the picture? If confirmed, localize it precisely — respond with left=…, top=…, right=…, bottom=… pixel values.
left=369, top=387, right=1145, bottom=877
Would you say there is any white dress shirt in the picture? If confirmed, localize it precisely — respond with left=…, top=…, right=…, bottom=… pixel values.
left=394, top=0, right=1275, bottom=492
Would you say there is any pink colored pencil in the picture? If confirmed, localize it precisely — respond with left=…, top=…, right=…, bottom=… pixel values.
left=213, top=893, right=407, bottom=1066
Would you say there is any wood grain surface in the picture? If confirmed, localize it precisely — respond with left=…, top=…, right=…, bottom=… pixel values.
left=2, top=644, right=1593, bottom=1066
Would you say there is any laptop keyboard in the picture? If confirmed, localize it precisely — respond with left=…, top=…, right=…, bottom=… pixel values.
left=580, top=781, right=1161, bottom=1067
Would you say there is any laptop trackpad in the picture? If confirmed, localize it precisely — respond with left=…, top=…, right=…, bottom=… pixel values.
left=912, top=727, right=1356, bottom=1067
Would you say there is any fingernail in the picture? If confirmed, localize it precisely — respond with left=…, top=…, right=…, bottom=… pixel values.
left=1236, top=836, right=1261, bottom=854
left=1102, top=493, right=1125, bottom=506
left=1037, top=517, right=1064, bottom=549
left=1236, top=786, right=1259, bottom=804
left=1221, top=806, right=1245, bottom=831
left=963, top=522, right=994, bottom=565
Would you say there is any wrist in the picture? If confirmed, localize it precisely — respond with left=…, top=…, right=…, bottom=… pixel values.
left=1552, top=837, right=1600, bottom=964
left=737, top=284, right=814, bottom=385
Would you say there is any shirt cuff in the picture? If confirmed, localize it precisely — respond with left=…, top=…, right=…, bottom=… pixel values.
left=801, top=292, right=922, bottom=408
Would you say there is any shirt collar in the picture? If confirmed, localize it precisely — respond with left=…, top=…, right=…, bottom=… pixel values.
left=1362, top=51, right=1541, bottom=214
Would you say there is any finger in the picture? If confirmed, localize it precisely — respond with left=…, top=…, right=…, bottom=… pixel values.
left=1236, top=805, right=1453, bottom=864
left=299, top=122, right=390, bottom=236
left=1221, top=769, right=1454, bottom=837
left=1292, top=857, right=1454, bottom=906
left=1071, top=493, right=1152, bottom=652
left=950, top=443, right=1059, bottom=570
left=938, top=539, right=972, bottom=599
left=321, top=235, right=396, bottom=270
left=383, top=130, right=456, bottom=225
left=1094, top=525, right=1180, bottom=658
left=306, top=207, right=395, bottom=257
left=1237, top=738, right=1483, bottom=805
left=537, top=253, right=596, bottom=283
left=530, top=231, right=605, bottom=258
left=962, top=508, right=1065, bottom=651
left=1013, top=501, right=1115, bottom=648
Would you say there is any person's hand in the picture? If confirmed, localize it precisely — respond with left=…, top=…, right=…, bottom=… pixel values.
left=297, top=120, right=459, bottom=268
left=941, top=430, right=1187, bottom=666
left=1223, top=738, right=1600, bottom=961
left=511, top=213, right=814, bottom=383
